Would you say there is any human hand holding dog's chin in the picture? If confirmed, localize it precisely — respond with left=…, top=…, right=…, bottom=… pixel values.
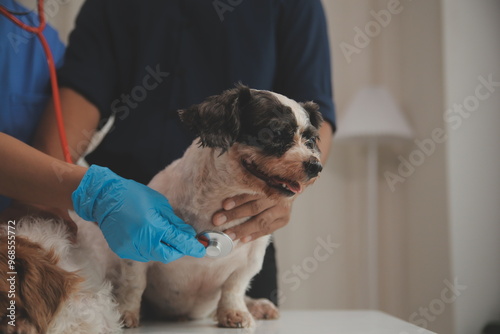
left=72, top=165, right=206, bottom=262
left=212, top=194, right=292, bottom=242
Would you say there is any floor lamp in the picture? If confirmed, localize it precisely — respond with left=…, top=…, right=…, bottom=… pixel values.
left=335, top=87, right=414, bottom=309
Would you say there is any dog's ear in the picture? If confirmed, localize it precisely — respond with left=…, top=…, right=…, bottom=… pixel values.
left=0, top=235, right=82, bottom=334
left=300, top=101, right=323, bottom=129
left=179, top=85, right=252, bottom=151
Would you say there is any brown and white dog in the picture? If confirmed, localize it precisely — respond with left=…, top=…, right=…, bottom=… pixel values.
left=0, top=85, right=323, bottom=332
left=0, top=214, right=122, bottom=334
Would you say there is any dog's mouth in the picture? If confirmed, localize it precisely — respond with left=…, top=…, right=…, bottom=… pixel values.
left=241, top=159, right=302, bottom=196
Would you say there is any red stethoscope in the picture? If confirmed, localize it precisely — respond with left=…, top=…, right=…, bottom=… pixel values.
left=0, top=0, right=72, bottom=163
left=1, top=1, right=235, bottom=257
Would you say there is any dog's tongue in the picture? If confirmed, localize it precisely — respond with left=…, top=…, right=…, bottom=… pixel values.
left=278, top=180, right=303, bottom=194
left=289, top=182, right=303, bottom=194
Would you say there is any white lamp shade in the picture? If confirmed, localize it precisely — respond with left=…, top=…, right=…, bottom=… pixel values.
left=335, top=86, right=414, bottom=143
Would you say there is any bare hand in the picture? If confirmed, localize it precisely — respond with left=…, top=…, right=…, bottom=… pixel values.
left=212, top=194, right=291, bottom=242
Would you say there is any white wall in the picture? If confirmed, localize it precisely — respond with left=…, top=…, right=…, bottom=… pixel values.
left=442, top=1, right=500, bottom=333
left=398, top=1, right=453, bottom=333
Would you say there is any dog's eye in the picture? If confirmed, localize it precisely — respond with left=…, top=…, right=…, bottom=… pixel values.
left=305, top=138, right=317, bottom=149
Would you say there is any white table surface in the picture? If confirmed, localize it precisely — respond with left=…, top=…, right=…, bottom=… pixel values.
left=125, top=310, right=436, bottom=334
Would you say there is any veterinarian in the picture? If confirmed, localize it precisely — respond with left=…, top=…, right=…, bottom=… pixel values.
left=33, top=0, right=336, bottom=305
left=0, top=0, right=206, bottom=263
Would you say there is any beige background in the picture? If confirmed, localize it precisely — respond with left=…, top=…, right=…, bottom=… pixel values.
left=19, top=1, right=500, bottom=333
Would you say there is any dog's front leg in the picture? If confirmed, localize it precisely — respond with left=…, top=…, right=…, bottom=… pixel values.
left=216, top=238, right=272, bottom=328
left=217, top=268, right=256, bottom=328
left=111, top=259, right=148, bottom=328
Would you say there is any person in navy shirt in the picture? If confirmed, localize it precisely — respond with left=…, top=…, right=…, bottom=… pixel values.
left=34, top=0, right=336, bottom=305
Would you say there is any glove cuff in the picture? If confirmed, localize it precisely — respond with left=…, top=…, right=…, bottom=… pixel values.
left=72, top=165, right=122, bottom=224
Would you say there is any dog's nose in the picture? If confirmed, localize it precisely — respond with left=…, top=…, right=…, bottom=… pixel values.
left=303, top=157, right=323, bottom=178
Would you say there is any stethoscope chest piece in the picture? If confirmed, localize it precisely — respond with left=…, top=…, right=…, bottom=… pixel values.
left=197, top=231, right=234, bottom=258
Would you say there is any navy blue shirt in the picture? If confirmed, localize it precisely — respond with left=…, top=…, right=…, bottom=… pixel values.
left=59, top=0, right=335, bottom=184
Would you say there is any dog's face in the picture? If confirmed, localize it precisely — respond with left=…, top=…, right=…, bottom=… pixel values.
left=179, top=85, right=324, bottom=197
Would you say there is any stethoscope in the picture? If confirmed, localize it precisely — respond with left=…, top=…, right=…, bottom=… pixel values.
left=197, top=231, right=234, bottom=258
left=1, top=0, right=234, bottom=258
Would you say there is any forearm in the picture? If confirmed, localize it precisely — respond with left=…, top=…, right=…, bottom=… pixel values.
left=33, top=87, right=100, bottom=162
left=0, top=133, right=86, bottom=210
left=0, top=134, right=205, bottom=262
left=318, top=122, right=333, bottom=165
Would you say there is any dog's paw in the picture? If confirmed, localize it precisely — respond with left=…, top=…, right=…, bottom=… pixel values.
left=217, top=309, right=255, bottom=328
left=121, top=310, right=140, bottom=328
left=246, top=297, right=280, bottom=320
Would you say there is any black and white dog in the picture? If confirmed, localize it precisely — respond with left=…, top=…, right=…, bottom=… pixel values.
left=97, top=84, right=325, bottom=328
left=0, top=85, right=324, bottom=332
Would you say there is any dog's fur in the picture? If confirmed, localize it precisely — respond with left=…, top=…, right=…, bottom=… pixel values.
left=0, top=217, right=122, bottom=334
left=0, top=85, right=323, bottom=332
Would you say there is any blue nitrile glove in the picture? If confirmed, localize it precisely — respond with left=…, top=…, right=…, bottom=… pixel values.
left=72, top=165, right=206, bottom=262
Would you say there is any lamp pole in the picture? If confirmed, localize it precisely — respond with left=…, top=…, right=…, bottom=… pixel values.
left=335, top=86, right=413, bottom=310
left=366, top=139, right=379, bottom=309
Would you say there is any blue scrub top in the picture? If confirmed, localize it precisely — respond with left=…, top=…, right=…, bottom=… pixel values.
left=0, top=0, right=65, bottom=211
